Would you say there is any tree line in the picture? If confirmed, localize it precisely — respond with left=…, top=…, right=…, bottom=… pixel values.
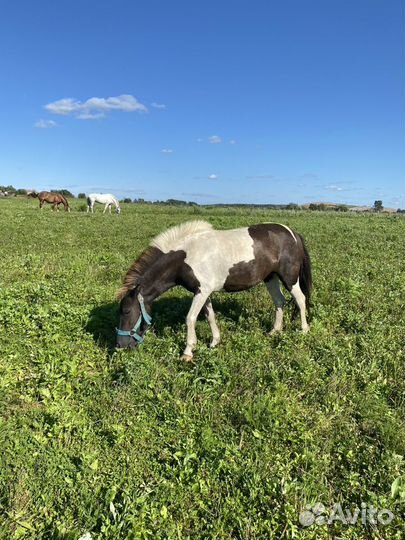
left=1, top=186, right=403, bottom=213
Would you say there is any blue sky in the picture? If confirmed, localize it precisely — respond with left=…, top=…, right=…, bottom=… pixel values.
left=1, top=0, right=404, bottom=206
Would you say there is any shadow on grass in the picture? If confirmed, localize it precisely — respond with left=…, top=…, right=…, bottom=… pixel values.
left=85, top=294, right=244, bottom=351
left=85, top=302, right=119, bottom=352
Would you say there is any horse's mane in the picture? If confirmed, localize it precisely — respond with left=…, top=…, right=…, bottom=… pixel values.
left=150, top=220, right=213, bottom=252
left=116, top=246, right=162, bottom=300
left=116, top=221, right=213, bottom=300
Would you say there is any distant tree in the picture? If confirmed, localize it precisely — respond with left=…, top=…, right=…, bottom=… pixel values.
left=336, top=204, right=348, bottom=212
left=122, top=198, right=132, bottom=204
left=78, top=193, right=86, bottom=199
left=165, top=198, right=188, bottom=206
left=15, top=189, right=27, bottom=196
left=55, top=189, right=75, bottom=198
left=373, top=200, right=383, bottom=212
left=286, top=203, right=298, bottom=210
left=0, top=185, right=16, bottom=192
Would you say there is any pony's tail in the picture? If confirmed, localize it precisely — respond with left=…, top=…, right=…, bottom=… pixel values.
left=86, top=196, right=91, bottom=207
left=297, top=233, right=312, bottom=308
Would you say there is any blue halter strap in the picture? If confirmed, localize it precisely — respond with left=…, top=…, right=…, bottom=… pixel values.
left=116, top=293, right=152, bottom=343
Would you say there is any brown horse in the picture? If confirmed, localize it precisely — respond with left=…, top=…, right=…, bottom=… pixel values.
left=28, top=191, right=70, bottom=211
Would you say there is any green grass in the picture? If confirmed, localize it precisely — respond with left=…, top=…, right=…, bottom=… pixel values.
left=1, top=197, right=405, bottom=539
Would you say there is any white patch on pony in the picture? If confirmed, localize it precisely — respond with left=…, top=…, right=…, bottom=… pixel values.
left=290, top=277, right=309, bottom=332
left=184, top=227, right=255, bottom=292
left=150, top=220, right=213, bottom=252
left=151, top=221, right=255, bottom=293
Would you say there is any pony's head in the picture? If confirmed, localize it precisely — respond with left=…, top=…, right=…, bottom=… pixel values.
left=116, top=288, right=152, bottom=349
left=116, top=205, right=121, bottom=215
left=115, top=246, right=163, bottom=348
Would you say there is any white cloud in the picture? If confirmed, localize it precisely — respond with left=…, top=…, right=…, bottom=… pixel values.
left=151, top=102, right=166, bottom=109
left=208, top=174, right=218, bottom=180
left=77, top=112, right=105, bottom=120
left=324, top=184, right=343, bottom=192
left=45, top=94, right=147, bottom=119
left=35, top=119, right=57, bottom=129
left=161, top=148, right=173, bottom=153
left=229, top=139, right=236, bottom=144
left=208, top=135, right=222, bottom=144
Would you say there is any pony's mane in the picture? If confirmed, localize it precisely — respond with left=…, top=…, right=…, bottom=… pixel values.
left=116, top=221, right=213, bottom=300
left=150, top=220, right=213, bottom=252
left=116, top=246, right=162, bottom=300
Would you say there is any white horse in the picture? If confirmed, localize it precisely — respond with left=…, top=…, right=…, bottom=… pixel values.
left=87, top=193, right=121, bottom=214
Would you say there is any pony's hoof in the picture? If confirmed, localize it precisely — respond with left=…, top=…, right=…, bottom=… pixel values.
left=302, top=326, right=309, bottom=334
left=210, top=339, right=220, bottom=348
left=270, top=328, right=282, bottom=336
left=180, top=354, right=194, bottom=362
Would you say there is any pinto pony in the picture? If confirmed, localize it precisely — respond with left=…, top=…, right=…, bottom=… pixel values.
left=29, top=191, right=70, bottom=211
left=87, top=193, right=121, bottom=214
left=116, top=221, right=312, bottom=360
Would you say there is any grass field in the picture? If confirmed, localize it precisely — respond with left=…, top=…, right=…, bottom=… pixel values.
left=1, top=197, right=405, bottom=539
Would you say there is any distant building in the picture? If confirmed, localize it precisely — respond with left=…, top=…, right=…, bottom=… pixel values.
left=302, top=202, right=338, bottom=209
left=348, top=206, right=371, bottom=212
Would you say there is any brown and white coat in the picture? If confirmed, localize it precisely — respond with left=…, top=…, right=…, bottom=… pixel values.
left=116, top=220, right=312, bottom=360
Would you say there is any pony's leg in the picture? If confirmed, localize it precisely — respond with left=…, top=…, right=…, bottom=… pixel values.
left=109, top=204, right=112, bottom=214
left=103, top=203, right=108, bottom=214
left=203, top=298, right=220, bottom=347
left=39, top=200, right=43, bottom=210
left=266, top=275, right=286, bottom=334
left=181, top=291, right=210, bottom=361
left=290, top=278, right=309, bottom=333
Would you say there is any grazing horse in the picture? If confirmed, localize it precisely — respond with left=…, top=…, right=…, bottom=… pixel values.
left=87, top=193, right=121, bottom=214
left=116, top=220, right=312, bottom=360
left=29, top=191, right=70, bottom=211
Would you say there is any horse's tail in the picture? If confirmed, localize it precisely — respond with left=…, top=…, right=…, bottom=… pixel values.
left=297, top=233, right=312, bottom=307
left=86, top=196, right=91, bottom=207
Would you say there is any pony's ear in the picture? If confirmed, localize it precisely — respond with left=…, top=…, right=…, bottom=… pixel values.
left=116, top=286, right=127, bottom=301
left=116, top=284, right=137, bottom=301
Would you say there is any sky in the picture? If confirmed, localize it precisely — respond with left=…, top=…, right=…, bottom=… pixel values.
left=0, top=0, right=404, bottom=206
